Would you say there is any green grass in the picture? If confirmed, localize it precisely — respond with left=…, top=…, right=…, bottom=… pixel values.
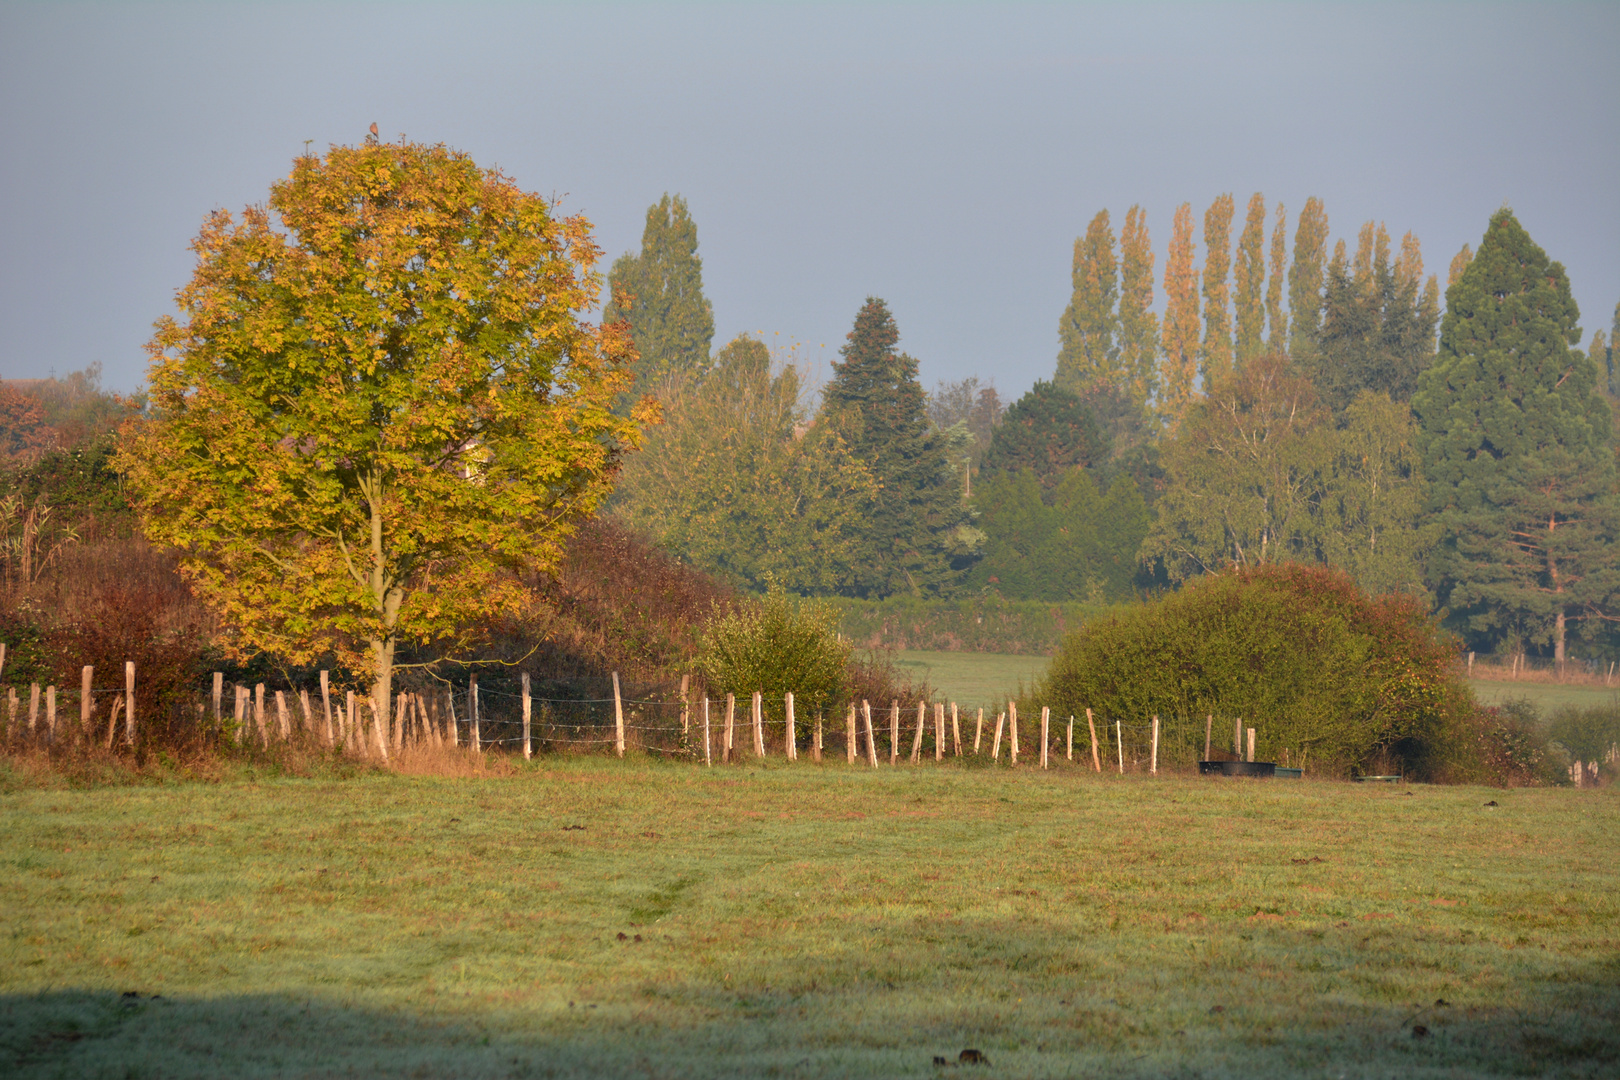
left=895, top=650, right=1049, bottom=709
left=2, top=758, right=1617, bottom=1078
left=1467, top=676, right=1620, bottom=714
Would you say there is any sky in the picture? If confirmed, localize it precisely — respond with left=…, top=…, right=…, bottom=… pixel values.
left=1, top=2, right=1616, bottom=400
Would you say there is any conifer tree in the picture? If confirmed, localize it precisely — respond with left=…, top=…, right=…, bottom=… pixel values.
left=603, top=194, right=715, bottom=389
left=1413, top=210, right=1618, bottom=661
left=1233, top=193, right=1267, bottom=366
left=1587, top=330, right=1608, bottom=394
left=1447, top=244, right=1472, bottom=286
left=1117, top=205, right=1159, bottom=417
left=1159, top=203, right=1200, bottom=429
left=823, top=298, right=972, bottom=597
left=1200, top=194, right=1235, bottom=384
left=978, top=380, right=1106, bottom=489
left=1287, top=197, right=1330, bottom=362
left=1057, top=210, right=1120, bottom=395
left=1266, top=202, right=1288, bottom=352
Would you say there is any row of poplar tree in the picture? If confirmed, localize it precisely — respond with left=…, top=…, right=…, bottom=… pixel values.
left=602, top=193, right=1619, bottom=660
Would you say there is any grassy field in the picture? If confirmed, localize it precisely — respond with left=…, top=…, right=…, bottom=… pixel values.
left=1467, top=676, right=1619, bottom=714
left=2, top=756, right=1616, bottom=1078
left=895, top=651, right=1048, bottom=709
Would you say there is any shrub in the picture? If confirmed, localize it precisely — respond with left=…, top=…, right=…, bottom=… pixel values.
left=1548, top=704, right=1620, bottom=767
left=698, top=585, right=850, bottom=733
left=1036, top=564, right=1475, bottom=777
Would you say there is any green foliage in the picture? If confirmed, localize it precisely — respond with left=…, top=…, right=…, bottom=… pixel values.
left=602, top=194, right=715, bottom=390
left=1287, top=197, right=1330, bottom=363
left=1548, top=703, right=1620, bottom=765
left=823, top=298, right=972, bottom=597
left=1037, top=564, right=1475, bottom=776
left=698, top=585, right=850, bottom=724
left=829, top=595, right=1124, bottom=654
left=611, top=335, right=879, bottom=594
left=1413, top=209, right=1618, bottom=658
left=118, top=137, right=641, bottom=713
left=969, top=467, right=1149, bottom=603
left=977, top=380, right=1104, bottom=489
left=1056, top=210, right=1119, bottom=395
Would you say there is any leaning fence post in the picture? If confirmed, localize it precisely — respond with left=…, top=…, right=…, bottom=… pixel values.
left=1067, top=715, right=1074, bottom=761
left=863, top=700, right=878, bottom=768
left=82, top=666, right=93, bottom=739
left=1087, top=709, right=1101, bottom=772
left=910, top=700, right=924, bottom=763
left=724, top=692, right=735, bottom=762
left=1204, top=714, right=1213, bottom=761
left=125, top=662, right=136, bottom=747
left=991, top=712, right=1005, bottom=760
left=1009, top=701, right=1019, bottom=765
left=974, top=708, right=984, bottom=753
left=1040, top=706, right=1049, bottom=770
left=612, top=672, right=624, bottom=758
left=319, top=671, right=333, bottom=745
left=785, top=692, right=796, bottom=760
left=1151, top=715, right=1159, bottom=775
left=522, top=672, right=532, bottom=761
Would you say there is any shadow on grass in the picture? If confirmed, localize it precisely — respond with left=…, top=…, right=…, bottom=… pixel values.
left=3, top=969, right=1618, bottom=1080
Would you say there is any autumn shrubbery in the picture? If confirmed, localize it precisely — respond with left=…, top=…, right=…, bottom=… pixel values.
left=1036, top=564, right=1486, bottom=779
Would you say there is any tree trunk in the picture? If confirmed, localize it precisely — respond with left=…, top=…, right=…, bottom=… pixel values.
left=1554, top=610, right=1566, bottom=668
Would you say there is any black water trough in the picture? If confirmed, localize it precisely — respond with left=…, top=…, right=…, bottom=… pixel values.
left=1199, top=760, right=1276, bottom=777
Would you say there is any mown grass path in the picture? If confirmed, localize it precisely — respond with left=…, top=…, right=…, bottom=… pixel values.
left=2, top=760, right=1616, bottom=1078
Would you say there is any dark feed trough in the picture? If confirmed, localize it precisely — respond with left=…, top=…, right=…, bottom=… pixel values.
left=1198, top=760, right=1299, bottom=778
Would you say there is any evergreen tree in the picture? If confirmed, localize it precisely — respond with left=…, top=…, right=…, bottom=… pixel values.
left=1308, top=224, right=1439, bottom=414
left=978, top=379, right=1106, bottom=490
left=1057, top=210, right=1120, bottom=395
left=823, top=298, right=973, bottom=597
left=1159, top=203, right=1200, bottom=429
left=1266, top=202, right=1288, bottom=352
left=603, top=194, right=714, bottom=389
left=1413, top=209, right=1619, bottom=662
left=1117, top=205, right=1159, bottom=418
left=1287, top=197, right=1330, bottom=362
left=1200, top=194, right=1235, bottom=384
left=1233, top=193, right=1268, bottom=366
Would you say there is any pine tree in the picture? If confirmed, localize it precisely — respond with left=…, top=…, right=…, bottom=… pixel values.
left=1200, top=194, right=1235, bottom=384
left=823, top=298, right=972, bottom=597
left=1266, top=202, right=1288, bottom=352
left=977, top=380, right=1106, bottom=489
left=1117, top=205, right=1159, bottom=417
left=603, top=194, right=715, bottom=389
left=1233, top=193, right=1267, bottom=366
left=1159, top=203, right=1200, bottom=429
left=1287, top=197, right=1330, bottom=362
left=1310, top=225, right=1438, bottom=413
left=1413, top=210, right=1618, bottom=662
left=1057, top=210, right=1120, bottom=395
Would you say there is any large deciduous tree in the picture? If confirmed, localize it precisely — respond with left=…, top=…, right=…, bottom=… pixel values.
left=602, top=193, right=715, bottom=390
left=120, top=138, right=643, bottom=716
left=1413, top=209, right=1619, bottom=662
left=823, top=298, right=973, bottom=597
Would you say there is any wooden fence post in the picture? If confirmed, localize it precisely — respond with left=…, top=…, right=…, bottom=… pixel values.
left=680, top=674, right=690, bottom=737
left=846, top=704, right=857, bottom=763
left=703, top=697, right=712, bottom=767
left=1116, top=719, right=1124, bottom=773
left=1247, top=727, right=1256, bottom=763
left=444, top=687, right=456, bottom=748
left=1040, top=706, right=1049, bottom=769
left=724, top=692, right=735, bottom=763
left=752, top=690, right=765, bottom=758
left=82, top=666, right=93, bottom=739
left=910, top=701, right=925, bottom=763
left=45, top=685, right=56, bottom=744
left=974, top=708, right=984, bottom=753
left=1234, top=716, right=1242, bottom=757
left=0, top=642, right=5, bottom=683
left=1204, top=714, right=1213, bottom=761
left=255, top=683, right=267, bottom=748
left=1467, top=651, right=1475, bottom=677
left=345, top=690, right=356, bottom=753
left=814, top=713, right=823, bottom=762
left=786, top=692, right=796, bottom=760
left=6, top=687, right=16, bottom=744
left=1067, top=715, right=1074, bottom=761
left=935, top=702, right=945, bottom=761
left=319, top=671, right=333, bottom=745
left=371, top=696, right=389, bottom=760
left=889, top=701, right=899, bottom=765
left=471, top=675, right=482, bottom=753
left=1009, top=701, right=1019, bottom=765
left=125, top=662, right=135, bottom=747
left=392, top=694, right=405, bottom=752
left=105, top=697, right=121, bottom=749
left=863, top=700, right=878, bottom=768
left=951, top=702, right=962, bottom=756
left=1087, top=709, right=1100, bottom=772
left=298, top=689, right=313, bottom=735
left=234, top=685, right=246, bottom=745
left=28, top=683, right=39, bottom=738
left=991, top=712, right=1005, bottom=760
left=1151, top=715, right=1159, bottom=775
left=276, top=690, right=291, bottom=740
left=612, top=672, right=624, bottom=758
left=211, top=672, right=223, bottom=736
left=522, top=672, right=532, bottom=761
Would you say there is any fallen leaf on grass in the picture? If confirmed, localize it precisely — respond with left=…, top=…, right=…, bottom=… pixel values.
left=1290, top=856, right=1325, bottom=865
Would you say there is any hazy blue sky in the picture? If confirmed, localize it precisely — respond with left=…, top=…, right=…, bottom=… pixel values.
left=2, top=2, right=1616, bottom=398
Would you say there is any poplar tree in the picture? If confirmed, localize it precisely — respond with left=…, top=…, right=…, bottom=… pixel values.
left=1057, top=210, right=1120, bottom=395
left=603, top=194, right=715, bottom=389
left=1200, top=194, right=1235, bottom=385
left=823, top=298, right=971, bottom=597
left=1233, top=193, right=1267, bottom=366
left=1117, top=205, right=1159, bottom=417
left=1447, top=244, right=1472, bottom=287
left=1611, top=301, right=1620, bottom=396
left=1413, top=209, right=1618, bottom=662
left=1287, top=197, right=1329, bottom=362
left=1266, top=203, right=1288, bottom=351
left=1159, top=203, right=1200, bottom=429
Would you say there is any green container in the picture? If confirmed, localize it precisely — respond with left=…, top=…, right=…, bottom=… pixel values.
left=1273, top=766, right=1302, bottom=779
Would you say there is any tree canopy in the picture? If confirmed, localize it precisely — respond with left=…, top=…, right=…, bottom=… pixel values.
left=602, top=193, right=714, bottom=390
left=119, top=137, right=643, bottom=713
